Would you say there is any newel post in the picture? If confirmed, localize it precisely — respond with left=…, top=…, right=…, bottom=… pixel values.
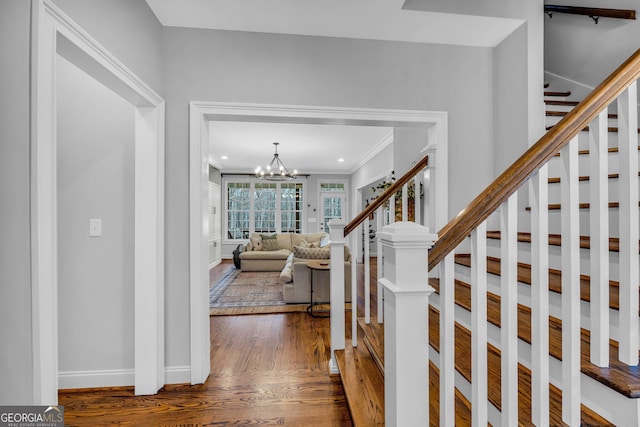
left=328, top=219, right=346, bottom=374
left=378, top=221, right=437, bottom=427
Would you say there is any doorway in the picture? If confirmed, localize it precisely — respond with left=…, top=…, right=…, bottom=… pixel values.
left=31, top=0, right=164, bottom=403
left=189, top=101, right=449, bottom=385
left=320, top=190, right=346, bottom=233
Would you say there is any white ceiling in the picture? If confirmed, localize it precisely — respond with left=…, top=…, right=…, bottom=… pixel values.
left=210, top=122, right=392, bottom=175
left=145, top=0, right=522, bottom=175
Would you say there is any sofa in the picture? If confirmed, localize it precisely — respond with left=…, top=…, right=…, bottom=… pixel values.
left=239, top=232, right=352, bottom=304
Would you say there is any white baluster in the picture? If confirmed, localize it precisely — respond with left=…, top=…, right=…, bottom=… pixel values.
left=364, top=217, right=371, bottom=324
left=389, top=194, right=396, bottom=224
left=351, top=232, right=358, bottom=347
left=530, top=163, right=549, bottom=426
left=377, top=206, right=384, bottom=324
left=328, top=219, right=346, bottom=374
left=471, top=221, right=488, bottom=427
left=589, top=110, right=610, bottom=367
left=617, top=82, right=640, bottom=365
left=402, top=183, right=408, bottom=222
left=414, top=174, right=422, bottom=225
left=501, top=194, right=518, bottom=425
left=439, top=253, right=455, bottom=427
left=561, top=137, right=580, bottom=425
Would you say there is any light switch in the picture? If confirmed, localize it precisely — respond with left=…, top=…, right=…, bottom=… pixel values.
left=89, top=219, right=102, bottom=237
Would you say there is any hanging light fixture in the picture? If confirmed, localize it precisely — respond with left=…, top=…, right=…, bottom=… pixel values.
left=254, top=142, right=298, bottom=181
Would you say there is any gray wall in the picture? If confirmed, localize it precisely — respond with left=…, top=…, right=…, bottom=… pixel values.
left=163, top=27, right=496, bottom=367
left=545, top=0, right=640, bottom=90
left=0, top=0, right=34, bottom=405
left=493, top=24, right=530, bottom=174
left=0, top=0, right=162, bottom=404
left=405, top=0, right=545, bottom=150
left=56, top=55, right=135, bottom=380
left=52, top=0, right=164, bottom=95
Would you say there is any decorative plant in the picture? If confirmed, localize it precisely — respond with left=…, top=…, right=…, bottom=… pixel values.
left=370, top=171, right=424, bottom=221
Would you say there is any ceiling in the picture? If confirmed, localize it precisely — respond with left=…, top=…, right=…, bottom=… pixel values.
left=209, top=122, right=392, bottom=175
left=145, top=0, right=522, bottom=175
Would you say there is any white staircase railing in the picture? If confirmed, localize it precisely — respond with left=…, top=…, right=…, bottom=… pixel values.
left=331, top=49, right=640, bottom=427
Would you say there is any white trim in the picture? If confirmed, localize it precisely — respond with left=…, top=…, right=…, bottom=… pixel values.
left=58, top=369, right=135, bottom=390
left=31, top=0, right=165, bottom=403
left=190, top=102, right=448, bottom=385
left=350, top=130, right=394, bottom=174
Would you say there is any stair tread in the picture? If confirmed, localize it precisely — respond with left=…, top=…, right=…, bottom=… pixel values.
left=552, top=146, right=640, bottom=156
left=428, top=305, right=615, bottom=426
left=484, top=230, right=639, bottom=253
left=358, top=320, right=384, bottom=375
left=547, top=110, right=618, bottom=119
left=545, top=90, right=572, bottom=97
left=454, top=254, right=623, bottom=311
left=547, top=172, right=640, bottom=183
left=431, top=278, right=640, bottom=398
left=335, top=347, right=384, bottom=427
left=545, top=99, right=579, bottom=106
left=545, top=124, right=640, bottom=133
left=356, top=313, right=613, bottom=425
left=525, top=201, right=640, bottom=210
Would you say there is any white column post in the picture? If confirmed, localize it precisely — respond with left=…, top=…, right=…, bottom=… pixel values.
left=328, top=219, right=346, bottom=375
left=378, top=221, right=437, bottom=427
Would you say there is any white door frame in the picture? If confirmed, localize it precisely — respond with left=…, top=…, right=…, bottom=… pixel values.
left=189, top=101, right=447, bottom=384
left=31, top=0, right=165, bottom=403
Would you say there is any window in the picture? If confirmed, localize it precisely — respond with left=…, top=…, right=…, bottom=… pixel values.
left=227, top=182, right=250, bottom=239
left=280, top=182, right=304, bottom=233
left=224, top=180, right=305, bottom=240
left=320, top=182, right=345, bottom=192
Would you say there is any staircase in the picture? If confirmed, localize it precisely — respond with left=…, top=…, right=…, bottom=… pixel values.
left=330, top=50, right=640, bottom=426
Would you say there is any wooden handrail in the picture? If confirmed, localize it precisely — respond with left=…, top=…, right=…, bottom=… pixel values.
left=344, top=155, right=428, bottom=237
left=545, top=5, right=636, bottom=21
left=428, top=48, right=640, bottom=270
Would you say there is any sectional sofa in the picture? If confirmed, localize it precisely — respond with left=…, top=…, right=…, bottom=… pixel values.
left=239, top=232, right=352, bottom=304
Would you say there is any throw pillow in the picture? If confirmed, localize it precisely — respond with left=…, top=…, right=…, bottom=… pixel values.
left=293, top=246, right=331, bottom=260
left=299, top=239, right=310, bottom=248
left=309, top=241, right=320, bottom=248
left=261, top=233, right=279, bottom=251
left=319, top=234, right=330, bottom=247
left=250, top=235, right=263, bottom=251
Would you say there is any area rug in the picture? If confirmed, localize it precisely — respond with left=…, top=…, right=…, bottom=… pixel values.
left=209, top=268, right=308, bottom=316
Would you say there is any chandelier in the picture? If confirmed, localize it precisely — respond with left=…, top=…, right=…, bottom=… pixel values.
left=254, top=142, right=298, bottom=181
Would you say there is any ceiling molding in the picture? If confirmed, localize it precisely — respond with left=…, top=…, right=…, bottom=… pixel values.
left=350, top=131, right=394, bottom=174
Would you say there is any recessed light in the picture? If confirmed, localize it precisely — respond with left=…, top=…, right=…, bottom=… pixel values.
left=221, top=155, right=228, bottom=160
left=338, top=158, right=345, bottom=162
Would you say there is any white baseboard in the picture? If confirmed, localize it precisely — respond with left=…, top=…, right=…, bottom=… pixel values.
left=58, top=365, right=192, bottom=389
left=58, top=369, right=134, bottom=389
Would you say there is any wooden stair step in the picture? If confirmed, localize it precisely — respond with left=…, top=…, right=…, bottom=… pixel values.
left=454, top=254, right=623, bottom=311
left=552, top=146, right=640, bottom=156
left=545, top=99, right=579, bottom=106
left=430, top=278, right=640, bottom=398
left=355, top=318, right=475, bottom=424
left=546, top=125, right=640, bottom=133
left=547, top=110, right=618, bottom=119
left=358, top=319, right=384, bottom=375
left=428, top=305, right=614, bottom=426
left=524, top=201, right=640, bottom=210
left=485, top=230, right=632, bottom=253
left=547, top=172, right=640, bottom=183
left=335, top=346, right=384, bottom=427
left=545, top=90, right=572, bottom=97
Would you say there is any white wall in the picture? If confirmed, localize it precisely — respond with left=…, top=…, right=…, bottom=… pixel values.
left=545, top=0, right=640, bottom=90
left=393, top=127, right=430, bottom=176
left=0, top=0, right=33, bottom=404
left=56, top=56, right=135, bottom=384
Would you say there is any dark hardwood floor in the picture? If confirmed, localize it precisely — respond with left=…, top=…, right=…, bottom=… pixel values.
left=59, top=260, right=354, bottom=426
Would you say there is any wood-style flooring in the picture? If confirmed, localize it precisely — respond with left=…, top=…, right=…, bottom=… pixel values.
left=59, top=260, right=353, bottom=426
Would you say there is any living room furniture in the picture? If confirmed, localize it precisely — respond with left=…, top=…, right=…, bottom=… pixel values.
left=239, top=232, right=326, bottom=272
left=306, top=260, right=331, bottom=317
